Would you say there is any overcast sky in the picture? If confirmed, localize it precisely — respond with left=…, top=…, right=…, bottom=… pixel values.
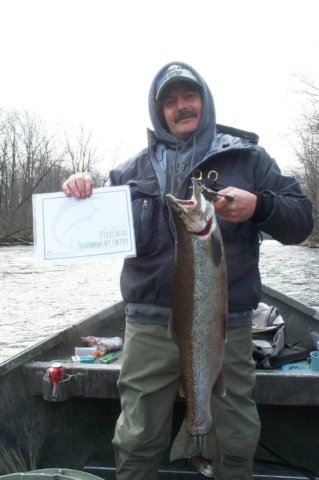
left=0, top=0, right=318, bottom=173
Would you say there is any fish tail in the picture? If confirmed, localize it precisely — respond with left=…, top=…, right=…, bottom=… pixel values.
left=170, top=419, right=222, bottom=466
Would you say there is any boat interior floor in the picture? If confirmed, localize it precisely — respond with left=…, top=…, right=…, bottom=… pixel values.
left=83, top=461, right=319, bottom=480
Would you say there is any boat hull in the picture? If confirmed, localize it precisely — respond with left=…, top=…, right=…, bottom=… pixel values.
left=1, top=288, right=319, bottom=478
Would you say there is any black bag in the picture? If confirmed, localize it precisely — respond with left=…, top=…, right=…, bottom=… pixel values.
left=269, top=344, right=311, bottom=368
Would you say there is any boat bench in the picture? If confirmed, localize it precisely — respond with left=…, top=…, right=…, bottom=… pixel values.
left=23, top=355, right=319, bottom=406
left=23, top=355, right=123, bottom=402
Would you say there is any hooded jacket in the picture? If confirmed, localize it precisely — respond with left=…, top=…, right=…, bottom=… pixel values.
left=109, top=61, right=313, bottom=322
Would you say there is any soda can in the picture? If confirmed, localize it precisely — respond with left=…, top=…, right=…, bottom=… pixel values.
left=46, top=362, right=64, bottom=391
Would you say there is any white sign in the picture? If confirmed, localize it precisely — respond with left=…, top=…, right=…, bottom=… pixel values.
left=33, top=186, right=136, bottom=263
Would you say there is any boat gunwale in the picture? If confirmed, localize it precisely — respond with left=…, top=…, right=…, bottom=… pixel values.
left=262, top=284, right=319, bottom=321
left=1, top=285, right=318, bottom=377
left=0, top=301, right=125, bottom=377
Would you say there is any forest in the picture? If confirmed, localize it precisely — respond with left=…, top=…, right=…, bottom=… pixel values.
left=0, top=80, right=318, bottom=245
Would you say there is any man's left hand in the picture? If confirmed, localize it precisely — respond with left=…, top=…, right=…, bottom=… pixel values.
left=213, top=187, right=257, bottom=223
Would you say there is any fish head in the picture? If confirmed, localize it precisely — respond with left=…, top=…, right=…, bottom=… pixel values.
left=166, top=178, right=215, bottom=236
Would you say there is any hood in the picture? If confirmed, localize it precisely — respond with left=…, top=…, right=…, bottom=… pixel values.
left=148, top=61, right=216, bottom=150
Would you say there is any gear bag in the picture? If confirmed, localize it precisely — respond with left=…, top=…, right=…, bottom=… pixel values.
left=252, top=303, right=285, bottom=368
left=252, top=303, right=311, bottom=368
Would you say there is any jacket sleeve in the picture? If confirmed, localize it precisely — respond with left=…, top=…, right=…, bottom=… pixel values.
left=109, top=159, right=133, bottom=186
left=252, top=148, right=313, bottom=245
left=108, top=150, right=147, bottom=186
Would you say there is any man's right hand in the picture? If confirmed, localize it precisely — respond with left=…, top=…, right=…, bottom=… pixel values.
left=62, top=172, right=93, bottom=199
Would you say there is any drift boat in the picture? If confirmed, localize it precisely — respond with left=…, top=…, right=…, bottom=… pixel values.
left=0, top=285, right=318, bottom=479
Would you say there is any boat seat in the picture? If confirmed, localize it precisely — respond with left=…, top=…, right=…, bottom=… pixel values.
left=254, top=363, right=319, bottom=405
left=23, top=357, right=319, bottom=406
left=23, top=354, right=123, bottom=401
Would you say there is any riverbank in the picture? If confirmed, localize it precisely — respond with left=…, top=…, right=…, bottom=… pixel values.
left=302, top=240, right=319, bottom=248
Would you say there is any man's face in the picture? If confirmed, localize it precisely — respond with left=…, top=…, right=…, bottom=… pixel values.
left=161, top=82, right=202, bottom=139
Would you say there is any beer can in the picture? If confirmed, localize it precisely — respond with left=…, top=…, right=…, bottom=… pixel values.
left=46, top=362, right=64, bottom=389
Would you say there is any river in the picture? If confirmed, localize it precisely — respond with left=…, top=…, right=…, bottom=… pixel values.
left=0, top=241, right=318, bottom=364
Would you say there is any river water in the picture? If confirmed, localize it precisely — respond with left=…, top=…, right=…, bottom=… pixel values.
left=1, top=242, right=318, bottom=364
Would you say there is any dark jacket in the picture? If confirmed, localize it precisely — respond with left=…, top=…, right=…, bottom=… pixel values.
left=109, top=62, right=313, bottom=315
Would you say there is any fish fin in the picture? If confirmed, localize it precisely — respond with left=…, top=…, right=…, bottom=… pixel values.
left=212, top=369, right=226, bottom=397
left=211, top=235, right=222, bottom=267
left=170, top=420, right=222, bottom=466
left=170, top=420, right=193, bottom=462
left=178, top=383, right=185, bottom=399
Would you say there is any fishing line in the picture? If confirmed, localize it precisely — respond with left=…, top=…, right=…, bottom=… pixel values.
left=256, top=441, right=319, bottom=480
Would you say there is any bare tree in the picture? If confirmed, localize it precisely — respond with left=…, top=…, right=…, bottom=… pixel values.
left=63, top=126, right=124, bottom=187
left=291, top=78, right=319, bottom=244
left=0, top=111, right=65, bottom=243
left=64, top=125, right=97, bottom=173
left=294, top=74, right=319, bottom=101
left=0, top=110, right=127, bottom=243
left=92, top=141, right=124, bottom=188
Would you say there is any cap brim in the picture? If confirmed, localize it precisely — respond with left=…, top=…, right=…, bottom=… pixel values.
left=156, top=77, right=200, bottom=101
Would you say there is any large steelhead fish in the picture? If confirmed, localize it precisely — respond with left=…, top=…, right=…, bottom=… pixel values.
left=166, top=178, right=227, bottom=469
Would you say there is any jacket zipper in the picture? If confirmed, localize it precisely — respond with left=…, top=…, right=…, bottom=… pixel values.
left=140, top=199, right=150, bottom=244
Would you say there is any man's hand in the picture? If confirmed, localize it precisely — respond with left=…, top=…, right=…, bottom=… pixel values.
left=62, top=172, right=93, bottom=199
left=213, top=187, right=257, bottom=223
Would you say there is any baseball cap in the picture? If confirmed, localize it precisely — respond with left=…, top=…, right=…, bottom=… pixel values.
left=155, top=64, right=200, bottom=100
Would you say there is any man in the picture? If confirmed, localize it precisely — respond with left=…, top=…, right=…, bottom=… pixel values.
left=63, top=62, right=313, bottom=480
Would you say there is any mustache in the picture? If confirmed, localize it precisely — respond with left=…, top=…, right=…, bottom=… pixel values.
left=174, top=109, right=197, bottom=123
